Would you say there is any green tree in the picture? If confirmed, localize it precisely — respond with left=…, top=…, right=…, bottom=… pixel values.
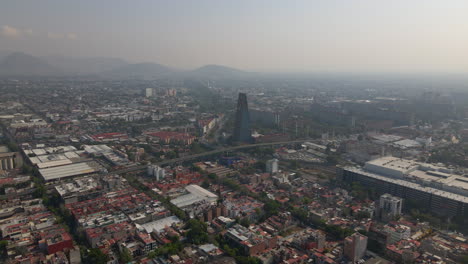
left=191, top=165, right=202, bottom=172
left=356, top=211, right=371, bottom=220
left=33, top=184, right=46, bottom=199
left=119, top=248, right=133, bottom=263
left=236, top=256, right=262, bottom=264
left=302, top=197, right=312, bottom=204
left=326, top=155, right=339, bottom=165
left=239, top=218, right=251, bottom=228
left=6, top=141, right=19, bottom=152
left=190, top=143, right=204, bottom=154
left=166, top=151, right=177, bottom=159
left=461, top=255, right=468, bottom=264
left=289, top=160, right=299, bottom=169
left=263, top=200, right=281, bottom=217
left=148, top=240, right=183, bottom=258
left=0, top=240, right=8, bottom=257
left=201, top=180, right=210, bottom=189
left=186, top=219, right=208, bottom=245
left=208, top=173, right=218, bottom=181
left=84, top=248, right=109, bottom=264
left=254, top=161, right=266, bottom=172
left=22, top=164, right=33, bottom=174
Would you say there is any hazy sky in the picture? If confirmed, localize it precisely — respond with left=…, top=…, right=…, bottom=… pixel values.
left=1, top=0, right=467, bottom=73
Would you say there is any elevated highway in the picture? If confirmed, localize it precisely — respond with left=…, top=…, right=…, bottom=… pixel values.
left=111, top=139, right=309, bottom=175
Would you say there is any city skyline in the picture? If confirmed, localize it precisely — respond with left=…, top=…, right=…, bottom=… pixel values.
left=2, top=2, right=468, bottom=263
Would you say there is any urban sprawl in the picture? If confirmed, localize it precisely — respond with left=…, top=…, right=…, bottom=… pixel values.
left=1, top=77, right=468, bottom=264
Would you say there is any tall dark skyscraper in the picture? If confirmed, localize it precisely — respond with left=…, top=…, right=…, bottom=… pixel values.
left=233, top=93, right=252, bottom=143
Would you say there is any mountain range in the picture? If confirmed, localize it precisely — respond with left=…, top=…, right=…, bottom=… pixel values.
left=0, top=52, right=61, bottom=76
left=0, top=51, right=249, bottom=79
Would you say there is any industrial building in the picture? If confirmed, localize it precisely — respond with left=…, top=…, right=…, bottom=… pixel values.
left=0, top=151, right=21, bottom=171
left=170, top=184, right=218, bottom=209
left=23, top=145, right=83, bottom=169
left=39, top=162, right=99, bottom=182
left=139, top=216, right=182, bottom=233
left=339, top=157, right=468, bottom=217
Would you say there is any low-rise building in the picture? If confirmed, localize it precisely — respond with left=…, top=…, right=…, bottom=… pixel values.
left=225, top=224, right=277, bottom=256
left=384, top=223, right=411, bottom=244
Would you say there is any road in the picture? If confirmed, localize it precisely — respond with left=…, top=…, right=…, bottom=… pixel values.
left=111, top=139, right=310, bottom=175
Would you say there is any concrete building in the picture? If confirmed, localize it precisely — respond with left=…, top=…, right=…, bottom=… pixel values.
left=0, top=152, right=17, bottom=170
left=224, top=224, right=277, bottom=256
left=145, top=88, right=154, bottom=98
left=344, top=233, right=368, bottom=263
left=198, top=118, right=216, bottom=135
left=266, top=158, right=279, bottom=174
left=140, top=216, right=181, bottom=233
left=233, top=93, right=252, bottom=144
left=55, top=177, right=101, bottom=204
left=339, top=157, right=468, bottom=217
left=39, top=162, right=98, bottom=182
left=166, top=88, right=177, bottom=97
left=0, top=145, right=22, bottom=170
left=147, top=165, right=165, bottom=181
left=145, top=131, right=195, bottom=145
left=384, top=224, right=411, bottom=245
left=379, top=193, right=403, bottom=221
left=170, top=184, right=218, bottom=209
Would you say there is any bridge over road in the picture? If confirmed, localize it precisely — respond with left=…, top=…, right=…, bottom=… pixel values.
left=111, top=139, right=310, bottom=175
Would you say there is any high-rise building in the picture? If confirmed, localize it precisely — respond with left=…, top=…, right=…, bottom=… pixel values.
left=379, top=193, right=403, bottom=221
left=147, top=165, right=165, bottom=181
left=145, top=88, right=154, bottom=98
left=266, top=158, right=279, bottom=174
left=344, top=233, right=368, bottom=263
left=233, top=93, right=252, bottom=143
left=166, top=88, right=177, bottom=97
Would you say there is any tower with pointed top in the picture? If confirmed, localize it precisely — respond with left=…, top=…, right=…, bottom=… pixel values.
left=233, top=93, right=252, bottom=144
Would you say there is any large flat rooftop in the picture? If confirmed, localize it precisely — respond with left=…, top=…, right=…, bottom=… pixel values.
left=363, top=157, right=468, bottom=193
left=55, top=177, right=99, bottom=196
left=170, top=184, right=218, bottom=208
left=139, top=216, right=181, bottom=233
left=39, top=162, right=98, bottom=181
left=344, top=165, right=468, bottom=203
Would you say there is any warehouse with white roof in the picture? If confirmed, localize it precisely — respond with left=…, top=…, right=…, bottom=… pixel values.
left=170, top=184, right=218, bottom=208
left=39, top=162, right=98, bottom=181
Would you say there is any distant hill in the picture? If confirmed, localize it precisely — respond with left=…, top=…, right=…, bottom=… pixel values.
left=0, top=52, right=256, bottom=79
left=0, top=50, right=15, bottom=62
left=43, top=55, right=128, bottom=74
left=0, top=52, right=62, bottom=76
left=103, top=62, right=176, bottom=79
left=187, top=64, right=249, bottom=79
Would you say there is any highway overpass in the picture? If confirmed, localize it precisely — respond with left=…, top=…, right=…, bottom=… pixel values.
left=111, top=139, right=309, bottom=175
